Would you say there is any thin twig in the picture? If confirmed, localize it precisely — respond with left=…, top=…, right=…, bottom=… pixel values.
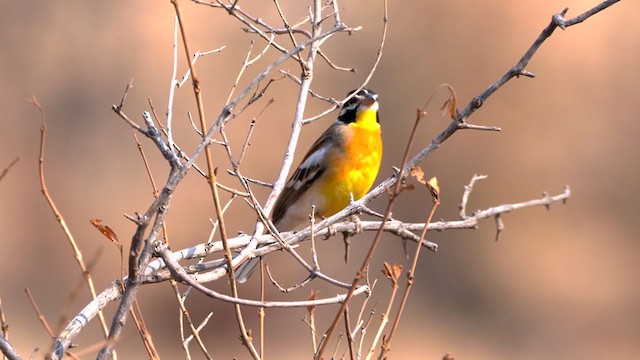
left=318, top=49, right=356, bottom=73
left=166, top=15, right=179, bottom=153
left=302, top=0, right=388, bottom=125
left=273, top=0, right=305, bottom=73
left=356, top=282, right=379, bottom=358
left=343, top=308, right=355, bottom=360
left=364, top=265, right=401, bottom=360
left=259, top=262, right=265, bottom=359
left=305, top=290, right=320, bottom=354
left=380, top=188, right=440, bottom=358
left=265, top=264, right=314, bottom=293
left=24, top=289, right=54, bottom=338
left=278, top=70, right=337, bottom=104
left=170, top=2, right=259, bottom=358
left=184, top=312, right=213, bottom=352
left=132, top=132, right=163, bottom=218
left=112, top=80, right=141, bottom=132
left=129, top=301, right=159, bottom=360
left=202, top=0, right=305, bottom=64
left=459, top=174, right=488, bottom=219
left=457, top=123, right=501, bottom=132
left=237, top=99, right=273, bottom=165
left=158, top=243, right=369, bottom=308
left=28, top=97, right=112, bottom=352
left=171, top=281, right=213, bottom=360
left=177, top=46, right=227, bottom=87
left=0, top=157, right=20, bottom=183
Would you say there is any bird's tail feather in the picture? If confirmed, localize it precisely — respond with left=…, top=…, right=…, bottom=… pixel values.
left=235, top=256, right=262, bottom=283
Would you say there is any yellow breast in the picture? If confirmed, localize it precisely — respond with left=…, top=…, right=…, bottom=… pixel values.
left=320, top=108, right=382, bottom=217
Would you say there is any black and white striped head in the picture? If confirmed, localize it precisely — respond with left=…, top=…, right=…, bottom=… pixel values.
left=338, top=88, right=379, bottom=124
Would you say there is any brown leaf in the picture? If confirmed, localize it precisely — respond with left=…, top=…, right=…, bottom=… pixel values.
left=90, top=219, right=120, bottom=246
left=440, top=84, right=458, bottom=119
left=426, top=176, right=440, bottom=200
left=381, top=262, right=403, bottom=283
left=382, top=261, right=393, bottom=279
left=410, top=167, right=440, bottom=200
left=410, top=166, right=426, bottom=185
left=393, top=264, right=402, bottom=279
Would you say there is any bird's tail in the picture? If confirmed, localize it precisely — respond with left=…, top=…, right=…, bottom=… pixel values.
left=235, top=256, right=262, bottom=283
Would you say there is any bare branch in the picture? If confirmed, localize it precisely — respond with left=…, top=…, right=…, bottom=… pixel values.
left=166, top=15, right=180, bottom=153
left=381, top=180, right=440, bottom=357
left=157, top=242, right=370, bottom=308
left=365, top=264, right=400, bottom=360
left=459, top=174, right=488, bottom=219
left=171, top=281, right=213, bottom=360
left=52, top=183, right=569, bottom=353
left=0, top=333, right=22, bottom=360
left=457, top=122, right=501, bottom=132
left=28, top=97, right=112, bottom=358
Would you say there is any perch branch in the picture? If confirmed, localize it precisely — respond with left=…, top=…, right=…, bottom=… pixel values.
left=52, top=184, right=569, bottom=352
left=0, top=334, right=21, bottom=360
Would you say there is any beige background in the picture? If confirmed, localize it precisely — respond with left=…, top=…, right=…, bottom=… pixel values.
left=1, top=1, right=638, bottom=359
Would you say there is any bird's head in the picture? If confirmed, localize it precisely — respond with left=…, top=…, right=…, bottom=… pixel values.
left=338, top=88, right=379, bottom=124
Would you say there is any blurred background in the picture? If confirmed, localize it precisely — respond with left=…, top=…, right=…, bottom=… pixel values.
left=1, top=0, right=638, bottom=359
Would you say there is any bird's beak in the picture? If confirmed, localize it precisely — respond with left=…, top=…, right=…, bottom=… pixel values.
left=361, top=92, right=378, bottom=107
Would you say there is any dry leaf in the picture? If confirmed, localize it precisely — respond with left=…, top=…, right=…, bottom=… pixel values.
left=382, top=262, right=403, bottom=282
left=382, top=262, right=393, bottom=280
left=90, top=219, right=120, bottom=246
left=426, top=176, right=440, bottom=200
left=410, top=166, right=426, bottom=185
left=410, top=167, right=440, bottom=200
left=440, top=84, right=458, bottom=119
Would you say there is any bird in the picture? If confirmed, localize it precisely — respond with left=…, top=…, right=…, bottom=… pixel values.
left=235, top=88, right=383, bottom=283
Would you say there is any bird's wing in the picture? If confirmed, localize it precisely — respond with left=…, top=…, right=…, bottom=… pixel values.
left=271, top=124, right=340, bottom=225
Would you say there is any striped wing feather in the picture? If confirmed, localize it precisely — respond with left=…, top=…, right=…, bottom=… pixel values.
left=271, top=125, right=338, bottom=225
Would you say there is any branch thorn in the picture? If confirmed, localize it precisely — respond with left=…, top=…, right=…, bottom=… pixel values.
left=518, top=69, right=536, bottom=78
left=494, top=214, right=504, bottom=242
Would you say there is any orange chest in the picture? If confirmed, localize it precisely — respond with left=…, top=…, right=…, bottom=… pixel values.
left=320, top=126, right=382, bottom=215
left=342, top=126, right=382, bottom=172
